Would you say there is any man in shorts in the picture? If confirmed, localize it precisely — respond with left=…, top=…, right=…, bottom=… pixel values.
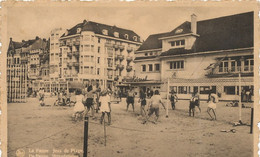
left=143, top=90, right=166, bottom=124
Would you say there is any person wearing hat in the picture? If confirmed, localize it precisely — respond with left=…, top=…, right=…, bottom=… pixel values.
left=170, top=90, right=178, bottom=110
left=100, top=89, right=112, bottom=125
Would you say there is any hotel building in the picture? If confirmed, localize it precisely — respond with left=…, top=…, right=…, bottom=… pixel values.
left=59, top=20, right=142, bottom=89
left=134, top=12, right=254, bottom=101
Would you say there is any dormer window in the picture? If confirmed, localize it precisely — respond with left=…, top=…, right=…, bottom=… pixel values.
left=124, top=34, right=129, bottom=39
left=170, top=40, right=185, bottom=48
left=133, top=36, right=138, bottom=41
left=114, top=32, right=119, bottom=37
left=102, top=29, right=108, bottom=35
left=175, top=29, right=183, bottom=34
left=77, top=28, right=81, bottom=33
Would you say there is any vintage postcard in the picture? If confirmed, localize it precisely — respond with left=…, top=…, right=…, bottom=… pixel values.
left=0, top=1, right=259, bottom=157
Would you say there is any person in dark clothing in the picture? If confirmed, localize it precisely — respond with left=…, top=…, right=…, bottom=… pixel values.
left=126, top=88, right=135, bottom=112
left=139, top=89, right=147, bottom=116
left=170, top=90, right=178, bottom=110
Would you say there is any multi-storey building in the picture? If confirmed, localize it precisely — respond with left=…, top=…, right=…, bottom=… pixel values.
left=27, top=37, right=50, bottom=92
left=59, top=20, right=142, bottom=89
left=7, top=38, right=33, bottom=102
left=49, top=28, right=64, bottom=81
left=134, top=12, right=254, bottom=101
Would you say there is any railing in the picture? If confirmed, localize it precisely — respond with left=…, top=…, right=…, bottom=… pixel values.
left=117, top=54, right=124, bottom=61
left=126, top=65, right=132, bottom=72
left=67, top=52, right=72, bottom=57
left=73, top=41, right=80, bottom=45
left=119, top=45, right=125, bottom=51
left=127, top=46, right=133, bottom=52
left=105, top=42, right=113, bottom=47
left=72, top=51, right=80, bottom=56
left=114, top=44, right=119, bottom=50
left=126, top=56, right=133, bottom=62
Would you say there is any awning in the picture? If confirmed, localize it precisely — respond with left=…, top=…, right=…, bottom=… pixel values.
left=123, top=80, right=163, bottom=85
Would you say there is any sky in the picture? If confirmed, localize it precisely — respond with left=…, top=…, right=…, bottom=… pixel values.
left=6, top=4, right=254, bottom=42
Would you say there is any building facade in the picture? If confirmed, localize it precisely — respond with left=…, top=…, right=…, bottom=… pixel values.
left=49, top=28, right=64, bottom=81
left=59, top=20, right=142, bottom=89
left=134, top=12, right=254, bottom=101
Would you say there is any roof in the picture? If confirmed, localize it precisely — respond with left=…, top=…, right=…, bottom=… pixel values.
left=136, top=32, right=170, bottom=51
left=138, top=12, right=254, bottom=56
left=61, top=20, right=142, bottom=43
left=160, top=48, right=194, bottom=57
left=134, top=55, right=158, bottom=61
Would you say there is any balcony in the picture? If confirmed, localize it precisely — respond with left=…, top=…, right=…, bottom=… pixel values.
left=73, top=62, right=79, bottom=67
left=114, top=44, right=119, bottom=50
left=60, top=42, right=66, bottom=47
left=67, top=52, right=72, bottom=58
left=127, top=46, right=133, bottom=52
left=105, top=42, right=113, bottom=47
left=117, top=64, right=124, bottom=71
left=66, top=42, right=72, bottom=47
left=126, top=65, right=133, bottom=72
left=108, top=75, right=113, bottom=79
left=119, top=45, right=125, bottom=51
left=126, top=56, right=133, bottom=62
left=206, top=66, right=254, bottom=78
left=72, top=51, right=80, bottom=57
left=73, top=41, right=80, bottom=46
left=117, top=54, right=124, bottom=61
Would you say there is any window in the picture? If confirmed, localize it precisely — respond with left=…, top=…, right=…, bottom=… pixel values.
left=98, top=46, right=100, bottom=53
left=219, top=61, right=228, bottom=73
left=84, top=55, right=90, bottom=62
left=77, top=28, right=81, bottom=33
left=178, top=86, right=187, bottom=94
left=142, top=65, right=146, bottom=72
left=91, top=45, right=94, bottom=52
left=84, top=66, right=89, bottom=74
left=155, top=64, right=160, bottom=71
left=200, top=86, right=210, bottom=94
left=84, top=45, right=90, bottom=52
left=170, top=40, right=185, bottom=47
left=170, top=61, right=184, bottom=70
left=91, top=56, right=94, bottom=62
left=133, top=36, right=138, bottom=41
left=244, top=59, right=254, bottom=72
left=102, top=29, right=108, bottom=35
left=148, top=64, right=153, bottom=72
left=224, top=86, right=236, bottom=95
left=124, top=34, right=129, bottom=39
left=97, top=68, right=100, bottom=75
left=150, top=52, right=153, bottom=56
left=145, top=53, right=148, bottom=56
left=98, top=38, right=101, bottom=43
left=114, top=32, right=119, bottom=37
left=97, top=57, right=100, bottom=64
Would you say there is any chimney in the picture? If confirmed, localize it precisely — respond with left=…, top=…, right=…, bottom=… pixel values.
left=10, top=37, right=12, bottom=41
left=35, top=36, right=39, bottom=40
left=22, top=40, right=25, bottom=43
left=191, top=14, right=197, bottom=34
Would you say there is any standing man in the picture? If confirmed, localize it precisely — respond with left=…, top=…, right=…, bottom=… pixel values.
left=143, top=90, right=166, bottom=124
left=126, top=87, right=135, bottom=112
left=170, top=90, right=178, bottom=110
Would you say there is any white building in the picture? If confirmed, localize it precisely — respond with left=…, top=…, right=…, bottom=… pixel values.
left=134, top=12, right=254, bottom=101
left=59, top=20, right=142, bottom=89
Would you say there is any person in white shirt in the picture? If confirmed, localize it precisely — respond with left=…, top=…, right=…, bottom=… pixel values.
left=143, top=90, right=166, bottom=124
left=207, top=91, right=218, bottom=120
left=100, top=89, right=112, bottom=125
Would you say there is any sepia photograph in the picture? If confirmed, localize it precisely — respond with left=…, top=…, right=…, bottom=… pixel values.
left=0, top=2, right=259, bottom=157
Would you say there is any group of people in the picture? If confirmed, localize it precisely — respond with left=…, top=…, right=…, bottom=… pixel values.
left=126, top=87, right=219, bottom=123
left=73, top=84, right=112, bottom=125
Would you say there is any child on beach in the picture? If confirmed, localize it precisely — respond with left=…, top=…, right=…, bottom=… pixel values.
left=72, top=89, right=86, bottom=121
left=207, top=91, right=218, bottom=120
left=100, top=89, right=112, bottom=125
